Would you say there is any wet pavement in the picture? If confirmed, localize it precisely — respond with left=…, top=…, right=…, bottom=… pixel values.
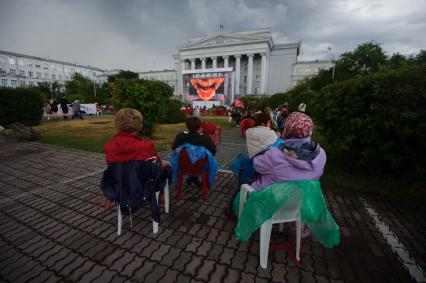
left=0, top=128, right=424, bottom=282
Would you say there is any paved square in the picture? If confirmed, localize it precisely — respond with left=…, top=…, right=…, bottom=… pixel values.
left=0, top=128, right=424, bottom=282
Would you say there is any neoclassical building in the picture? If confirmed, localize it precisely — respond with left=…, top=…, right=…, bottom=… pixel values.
left=174, top=28, right=301, bottom=98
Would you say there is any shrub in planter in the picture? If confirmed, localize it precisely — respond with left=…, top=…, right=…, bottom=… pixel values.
left=0, top=87, right=44, bottom=126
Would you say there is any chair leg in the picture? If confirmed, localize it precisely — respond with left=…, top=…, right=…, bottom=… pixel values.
left=164, top=179, right=170, bottom=213
left=296, top=214, right=301, bottom=261
left=201, top=173, right=208, bottom=200
left=238, top=186, right=249, bottom=219
left=260, top=219, right=273, bottom=269
left=153, top=191, right=160, bottom=234
left=117, top=203, right=122, bottom=236
left=176, top=172, right=183, bottom=200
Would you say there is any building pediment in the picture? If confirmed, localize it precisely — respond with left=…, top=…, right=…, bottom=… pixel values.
left=179, top=33, right=272, bottom=50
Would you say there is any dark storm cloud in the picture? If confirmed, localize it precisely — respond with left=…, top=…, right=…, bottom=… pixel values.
left=0, top=0, right=425, bottom=71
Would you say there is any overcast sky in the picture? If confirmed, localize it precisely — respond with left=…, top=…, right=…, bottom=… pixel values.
left=1, top=0, right=425, bottom=71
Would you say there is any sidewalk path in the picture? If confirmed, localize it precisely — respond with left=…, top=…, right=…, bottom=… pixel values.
left=0, top=128, right=422, bottom=282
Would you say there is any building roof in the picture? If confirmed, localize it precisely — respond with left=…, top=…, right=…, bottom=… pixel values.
left=0, top=49, right=105, bottom=72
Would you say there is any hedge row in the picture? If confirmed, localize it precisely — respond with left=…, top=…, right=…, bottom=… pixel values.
left=0, top=87, right=44, bottom=126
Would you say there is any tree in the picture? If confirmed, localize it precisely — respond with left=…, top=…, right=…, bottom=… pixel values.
left=64, top=73, right=97, bottom=103
left=339, top=41, right=387, bottom=76
left=388, top=53, right=408, bottom=69
left=112, top=78, right=173, bottom=135
left=108, top=70, right=139, bottom=83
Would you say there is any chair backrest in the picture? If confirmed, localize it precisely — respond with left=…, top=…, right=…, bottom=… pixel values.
left=273, top=188, right=303, bottom=221
left=178, top=148, right=208, bottom=174
left=201, top=122, right=217, bottom=135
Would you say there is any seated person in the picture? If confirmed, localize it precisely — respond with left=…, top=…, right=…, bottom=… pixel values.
left=251, top=112, right=326, bottom=190
left=172, top=116, right=216, bottom=156
left=245, top=112, right=279, bottom=158
left=172, top=116, right=216, bottom=187
left=102, top=108, right=168, bottom=218
left=104, top=108, right=160, bottom=164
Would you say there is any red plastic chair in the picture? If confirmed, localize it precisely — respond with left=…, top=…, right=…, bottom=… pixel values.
left=201, top=122, right=222, bottom=145
left=240, top=118, right=255, bottom=137
left=176, top=148, right=210, bottom=200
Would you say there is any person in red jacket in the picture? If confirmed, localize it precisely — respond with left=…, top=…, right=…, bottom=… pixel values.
left=104, top=108, right=160, bottom=165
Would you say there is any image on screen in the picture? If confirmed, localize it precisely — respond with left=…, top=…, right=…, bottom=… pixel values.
left=183, top=72, right=233, bottom=105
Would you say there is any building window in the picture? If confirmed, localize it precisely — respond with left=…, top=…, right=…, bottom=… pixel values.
left=255, top=75, right=260, bottom=82
left=44, top=73, right=49, bottom=79
left=65, top=75, right=70, bottom=80
left=36, top=72, right=41, bottom=78
left=9, top=69, right=16, bottom=75
left=11, top=80, right=17, bottom=87
left=71, top=68, right=75, bottom=73
left=0, top=68, right=6, bottom=75
left=27, top=61, right=33, bottom=67
left=36, top=63, right=41, bottom=68
left=18, top=59, right=24, bottom=66
left=28, top=71, right=33, bottom=77
left=52, top=74, right=56, bottom=80
left=29, top=81, right=34, bottom=87
left=19, top=80, right=26, bottom=87
left=19, top=70, right=25, bottom=76
left=43, top=64, right=48, bottom=69
left=244, top=75, right=247, bottom=82
left=0, top=57, right=4, bottom=64
left=1, top=79, right=7, bottom=86
left=59, top=75, right=63, bottom=81
left=9, top=58, right=15, bottom=65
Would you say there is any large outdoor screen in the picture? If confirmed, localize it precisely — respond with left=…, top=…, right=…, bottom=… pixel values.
left=183, top=71, right=233, bottom=105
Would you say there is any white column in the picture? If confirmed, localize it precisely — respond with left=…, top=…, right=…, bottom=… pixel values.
left=247, top=53, right=254, bottom=95
left=181, top=60, right=186, bottom=72
left=190, top=59, right=195, bottom=70
left=235, top=55, right=241, bottom=95
left=212, top=56, right=217, bottom=69
left=201, top=57, right=206, bottom=69
left=223, top=56, right=229, bottom=68
left=260, top=53, right=267, bottom=95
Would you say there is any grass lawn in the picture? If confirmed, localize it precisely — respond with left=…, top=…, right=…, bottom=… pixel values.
left=33, top=116, right=233, bottom=153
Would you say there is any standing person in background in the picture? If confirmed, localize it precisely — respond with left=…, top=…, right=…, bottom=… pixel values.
left=72, top=99, right=82, bottom=119
left=60, top=95, right=69, bottom=119
left=231, top=108, right=242, bottom=127
left=276, top=103, right=289, bottom=134
left=49, top=99, right=58, bottom=114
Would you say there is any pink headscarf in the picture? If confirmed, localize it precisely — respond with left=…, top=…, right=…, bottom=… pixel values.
left=283, top=112, right=314, bottom=139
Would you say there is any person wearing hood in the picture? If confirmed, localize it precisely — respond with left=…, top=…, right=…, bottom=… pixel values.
left=104, top=108, right=160, bottom=165
left=251, top=112, right=326, bottom=190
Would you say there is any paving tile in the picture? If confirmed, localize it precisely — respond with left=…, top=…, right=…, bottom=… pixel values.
left=0, top=133, right=421, bottom=283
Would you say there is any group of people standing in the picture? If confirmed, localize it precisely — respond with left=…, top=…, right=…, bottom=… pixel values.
left=43, top=96, right=85, bottom=119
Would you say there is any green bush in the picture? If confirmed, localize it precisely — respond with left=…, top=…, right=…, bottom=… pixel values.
left=270, top=82, right=321, bottom=115
left=0, top=87, right=43, bottom=126
left=112, top=78, right=173, bottom=135
left=160, top=99, right=186, bottom=124
left=240, top=96, right=270, bottom=111
left=316, top=65, right=426, bottom=179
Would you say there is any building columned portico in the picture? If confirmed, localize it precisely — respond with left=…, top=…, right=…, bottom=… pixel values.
left=174, top=28, right=301, bottom=98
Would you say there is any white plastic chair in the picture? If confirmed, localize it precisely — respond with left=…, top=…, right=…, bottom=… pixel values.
left=239, top=184, right=303, bottom=269
left=117, top=179, right=169, bottom=235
